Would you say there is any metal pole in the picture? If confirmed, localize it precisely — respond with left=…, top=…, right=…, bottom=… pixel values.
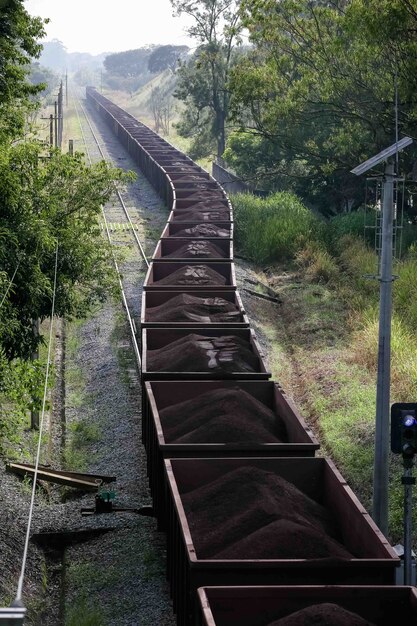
left=66, top=71, right=68, bottom=106
left=30, top=319, right=40, bottom=430
left=373, top=159, right=395, bottom=536
left=54, top=101, right=58, bottom=148
left=58, top=82, right=63, bottom=147
left=403, top=463, right=413, bottom=584
left=49, top=114, right=54, bottom=146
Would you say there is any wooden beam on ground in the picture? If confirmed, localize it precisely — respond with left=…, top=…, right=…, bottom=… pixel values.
left=5, top=462, right=116, bottom=491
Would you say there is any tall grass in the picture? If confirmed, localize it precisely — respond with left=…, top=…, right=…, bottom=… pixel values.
left=327, top=209, right=375, bottom=249
left=295, top=242, right=339, bottom=283
left=394, top=256, right=417, bottom=329
left=334, top=235, right=379, bottom=309
left=231, top=192, right=322, bottom=264
left=351, top=311, right=417, bottom=399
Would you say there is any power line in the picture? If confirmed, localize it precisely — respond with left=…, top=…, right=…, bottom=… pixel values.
left=0, top=262, right=20, bottom=310
left=14, top=244, right=59, bottom=604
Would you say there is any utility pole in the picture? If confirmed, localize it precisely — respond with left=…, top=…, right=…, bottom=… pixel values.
left=58, top=81, right=64, bottom=147
left=30, top=319, right=40, bottom=430
left=373, top=159, right=394, bottom=535
left=66, top=70, right=68, bottom=106
left=351, top=136, right=413, bottom=537
left=54, top=101, right=58, bottom=148
left=42, top=84, right=64, bottom=149
left=49, top=114, right=54, bottom=146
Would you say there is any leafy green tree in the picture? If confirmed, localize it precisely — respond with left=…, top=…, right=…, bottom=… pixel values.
left=0, top=143, right=134, bottom=359
left=0, top=1, right=137, bottom=449
left=104, top=48, right=154, bottom=78
left=29, top=62, right=59, bottom=97
left=148, top=45, right=189, bottom=73
left=103, top=47, right=156, bottom=93
left=171, top=0, right=243, bottom=157
left=38, top=38, right=68, bottom=71
left=226, top=0, right=417, bottom=214
left=0, top=0, right=47, bottom=141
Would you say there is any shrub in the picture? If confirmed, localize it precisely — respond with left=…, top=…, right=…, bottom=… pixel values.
left=351, top=311, right=417, bottom=399
left=394, top=257, right=417, bottom=330
left=327, top=209, right=375, bottom=249
left=333, top=236, right=379, bottom=310
left=296, top=242, right=339, bottom=283
left=231, top=191, right=322, bottom=264
left=328, top=209, right=417, bottom=256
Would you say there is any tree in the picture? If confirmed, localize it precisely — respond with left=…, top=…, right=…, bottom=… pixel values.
left=148, top=45, right=189, bottom=73
left=0, top=0, right=46, bottom=141
left=226, top=0, right=417, bottom=214
left=29, top=62, right=59, bottom=97
left=148, top=79, right=176, bottom=135
left=103, top=47, right=156, bottom=93
left=0, top=1, right=138, bottom=447
left=104, top=48, right=154, bottom=78
left=171, top=0, right=243, bottom=157
left=38, top=38, right=68, bottom=71
left=0, top=143, right=134, bottom=359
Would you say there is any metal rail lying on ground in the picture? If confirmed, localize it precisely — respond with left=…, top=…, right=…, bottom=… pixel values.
left=6, top=462, right=115, bottom=490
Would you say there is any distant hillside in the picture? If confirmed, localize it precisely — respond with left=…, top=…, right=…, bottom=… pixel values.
left=104, top=68, right=179, bottom=130
left=101, top=46, right=188, bottom=96
left=39, top=39, right=109, bottom=73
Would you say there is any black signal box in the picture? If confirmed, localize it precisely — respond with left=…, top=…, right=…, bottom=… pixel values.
left=391, top=403, right=417, bottom=456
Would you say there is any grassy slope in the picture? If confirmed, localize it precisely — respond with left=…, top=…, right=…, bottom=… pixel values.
left=104, top=72, right=213, bottom=172
left=252, top=257, right=416, bottom=545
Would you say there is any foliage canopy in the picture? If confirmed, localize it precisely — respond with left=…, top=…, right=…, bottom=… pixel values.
left=171, top=0, right=243, bottom=157
left=0, top=0, right=47, bottom=141
left=0, top=144, right=133, bottom=359
left=0, top=1, right=136, bottom=445
left=224, top=0, right=417, bottom=214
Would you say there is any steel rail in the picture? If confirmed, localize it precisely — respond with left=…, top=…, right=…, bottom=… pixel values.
left=77, top=96, right=149, bottom=267
left=73, top=93, right=142, bottom=370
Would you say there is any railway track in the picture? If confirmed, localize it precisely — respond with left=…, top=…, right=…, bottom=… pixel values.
left=53, top=89, right=177, bottom=625
left=73, top=89, right=150, bottom=368
left=85, top=87, right=414, bottom=626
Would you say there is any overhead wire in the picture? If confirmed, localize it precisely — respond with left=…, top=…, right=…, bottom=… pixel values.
left=14, top=243, right=59, bottom=604
left=0, top=262, right=20, bottom=310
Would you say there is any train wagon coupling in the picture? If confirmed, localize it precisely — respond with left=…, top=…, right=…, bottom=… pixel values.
left=81, top=491, right=154, bottom=517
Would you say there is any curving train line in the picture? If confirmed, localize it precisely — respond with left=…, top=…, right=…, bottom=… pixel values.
left=85, top=87, right=417, bottom=626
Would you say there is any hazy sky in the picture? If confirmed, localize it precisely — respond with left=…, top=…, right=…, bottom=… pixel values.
left=24, top=0, right=195, bottom=55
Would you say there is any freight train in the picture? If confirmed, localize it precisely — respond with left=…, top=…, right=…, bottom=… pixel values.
left=85, top=87, right=416, bottom=626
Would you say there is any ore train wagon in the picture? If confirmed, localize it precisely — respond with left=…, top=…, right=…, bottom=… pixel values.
left=85, top=87, right=408, bottom=626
